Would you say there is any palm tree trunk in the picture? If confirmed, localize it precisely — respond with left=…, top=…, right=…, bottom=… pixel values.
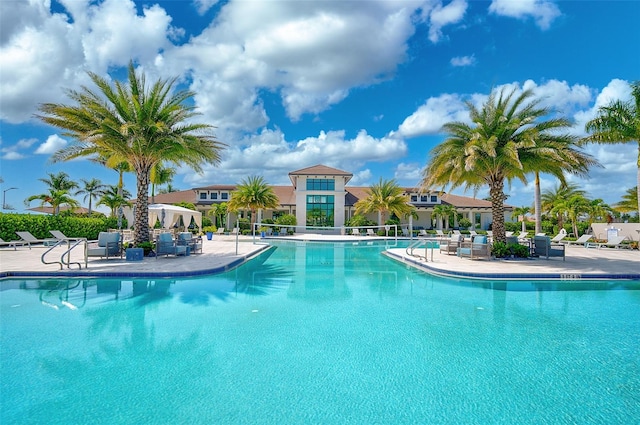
left=134, top=167, right=151, bottom=245
left=534, top=172, right=542, bottom=234
left=490, top=179, right=507, bottom=243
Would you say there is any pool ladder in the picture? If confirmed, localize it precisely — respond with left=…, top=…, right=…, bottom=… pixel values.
left=41, top=239, right=87, bottom=270
left=405, top=238, right=439, bottom=262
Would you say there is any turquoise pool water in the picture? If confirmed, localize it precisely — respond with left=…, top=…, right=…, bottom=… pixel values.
left=1, top=241, right=639, bottom=424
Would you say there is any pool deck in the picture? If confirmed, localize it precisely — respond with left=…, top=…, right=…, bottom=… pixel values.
left=1, top=234, right=639, bottom=280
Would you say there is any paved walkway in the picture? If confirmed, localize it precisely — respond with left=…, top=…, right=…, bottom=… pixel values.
left=1, top=234, right=638, bottom=280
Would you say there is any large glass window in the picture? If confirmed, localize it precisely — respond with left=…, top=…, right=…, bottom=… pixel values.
left=306, top=195, right=334, bottom=227
left=306, top=179, right=335, bottom=191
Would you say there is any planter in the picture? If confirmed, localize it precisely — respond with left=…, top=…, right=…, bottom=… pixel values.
left=206, top=232, right=213, bottom=240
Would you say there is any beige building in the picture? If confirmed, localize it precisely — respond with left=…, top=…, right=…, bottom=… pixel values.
left=151, top=164, right=513, bottom=231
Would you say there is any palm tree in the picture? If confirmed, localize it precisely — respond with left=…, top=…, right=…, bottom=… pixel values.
left=584, top=80, right=640, bottom=218
left=98, top=185, right=132, bottom=217
left=512, top=205, right=531, bottom=232
left=432, top=204, right=457, bottom=230
left=158, top=183, right=179, bottom=194
left=227, top=176, right=279, bottom=231
left=75, top=178, right=107, bottom=215
left=421, top=87, right=596, bottom=243
left=541, top=183, right=585, bottom=231
left=39, top=171, right=79, bottom=192
left=26, top=189, right=80, bottom=214
left=35, top=172, right=79, bottom=214
left=354, top=178, right=413, bottom=226
left=208, top=202, right=228, bottom=229
left=613, top=186, right=639, bottom=215
left=150, top=163, right=176, bottom=204
left=37, top=62, right=225, bottom=244
left=586, top=198, right=613, bottom=225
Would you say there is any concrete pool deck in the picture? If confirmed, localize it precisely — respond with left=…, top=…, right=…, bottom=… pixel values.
left=0, top=234, right=639, bottom=280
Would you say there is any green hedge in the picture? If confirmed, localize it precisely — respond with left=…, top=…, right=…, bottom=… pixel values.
left=0, top=213, right=123, bottom=241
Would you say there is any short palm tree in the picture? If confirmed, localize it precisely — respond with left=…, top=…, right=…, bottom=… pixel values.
left=37, top=62, right=225, bottom=244
left=421, top=87, right=596, bottom=243
left=26, top=189, right=80, bottom=214
left=354, top=178, right=413, bottom=226
left=613, top=186, right=639, bottom=215
left=584, top=80, right=640, bottom=217
left=75, top=178, right=107, bottom=215
left=98, top=185, right=132, bottom=217
left=208, top=202, right=228, bottom=229
left=541, top=183, right=585, bottom=231
left=227, top=176, right=279, bottom=231
left=432, top=204, right=457, bottom=230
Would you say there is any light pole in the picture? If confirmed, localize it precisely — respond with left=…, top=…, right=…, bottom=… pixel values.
left=2, top=187, right=17, bottom=210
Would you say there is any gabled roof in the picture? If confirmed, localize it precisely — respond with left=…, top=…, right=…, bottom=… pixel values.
left=289, top=164, right=353, bottom=177
left=147, top=190, right=197, bottom=204
left=271, top=186, right=295, bottom=205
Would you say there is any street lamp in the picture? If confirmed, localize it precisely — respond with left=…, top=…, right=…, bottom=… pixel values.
left=2, top=187, right=18, bottom=210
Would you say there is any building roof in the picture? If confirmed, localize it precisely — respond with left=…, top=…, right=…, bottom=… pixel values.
left=27, top=206, right=91, bottom=215
left=148, top=190, right=198, bottom=205
left=289, top=164, right=353, bottom=177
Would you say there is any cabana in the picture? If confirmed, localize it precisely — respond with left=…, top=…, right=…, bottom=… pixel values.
left=123, top=204, right=202, bottom=231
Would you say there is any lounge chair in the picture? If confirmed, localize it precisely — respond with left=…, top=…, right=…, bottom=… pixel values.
left=86, top=232, right=122, bottom=259
left=550, top=229, right=567, bottom=243
left=533, top=235, right=565, bottom=261
left=586, top=235, right=631, bottom=249
left=516, top=231, right=529, bottom=240
left=15, top=231, right=57, bottom=247
left=216, top=228, right=225, bottom=235
left=0, top=237, right=28, bottom=250
left=457, top=235, right=491, bottom=260
left=418, top=229, right=429, bottom=237
left=563, top=234, right=593, bottom=246
left=366, top=229, right=376, bottom=236
left=351, top=228, right=361, bottom=236
left=439, top=234, right=462, bottom=255
left=435, top=230, right=446, bottom=237
left=230, top=227, right=239, bottom=236
left=155, top=233, right=188, bottom=258
left=50, top=230, right=86, bottom=241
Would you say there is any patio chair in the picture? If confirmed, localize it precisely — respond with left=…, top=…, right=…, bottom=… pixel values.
left=229, top=227, right=239, bottom=236
left=86, top=232, right=122, bottom=259
left=439, top=234, right=462, bottom=255
left=177, top=232, right=202, bottom=254
left=585, top=235, right=631, bottom=249
left=457, top=235, right=491, bottom=260
left=216, top=228, right=225, bottom=235
left=155, top=233, right=188, bottom=258
left=0, top=237, right=28, bottom=250
left=418, top=229, right=429, bottom=237
left=435, top=230, right=446, bottom=237
left=351, top=228, right=361, bottom=236
left=366, top=229, right=376, bottom=236
left=516, top=231, right=529, bottom=241
left=563, top=234, right=593, bottom=246
left=402, top=228, right=410, bottom=237
left=533, top=236, right=565, bottom=261
left=15, top=231, right=57, bottom=247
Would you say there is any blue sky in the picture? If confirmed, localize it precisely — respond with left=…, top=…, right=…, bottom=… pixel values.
left=1, top=0, right=638, bottom=214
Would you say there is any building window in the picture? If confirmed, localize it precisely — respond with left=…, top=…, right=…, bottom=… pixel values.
left=306, top=179, right=335, bottom=191
left=199, top=193, right=207, bottom=200
left=411, top=195, right=418, bottom=202
left=221, top=193, right=228, bottom=200
left=431, top=195, right=438, bottom=202
left=210, top=193, right=217, bottom=200
left=420, top=195, right=429, bottom=202
left=306, top=195, right=334, bottom=227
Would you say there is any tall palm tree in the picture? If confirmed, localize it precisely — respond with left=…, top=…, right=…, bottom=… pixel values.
left=150, top=163, right=176, bottom=204
left=37, top=62, right=225, bottom=244
left=584, top=80, right=640, bottom=218
left=586, top=198, right=613, bottom=225
left=354, top=178, right=413, bottom=226
left=613, top=186, right=639, bottom=215
left=26, top=189, right=80, bottom=214
left=39, top=171, right=79, bottom=192
left=98, top=185, right=132, bottom=217
left=227, top=176, right=279, bottom=231
left=421, top=87, right=596, bottom=243
left=208, top=202, right=228, bottom=229
left=75, top=178, right=107, bottom=215
left=158, top=183, right=179, bottom=194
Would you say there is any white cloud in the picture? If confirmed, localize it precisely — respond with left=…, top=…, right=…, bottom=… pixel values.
left=0, top=137, right=38, bottom=160
left=573, top=79, right=632, bottom=135
left=396, top=93, right=470, bottom=137
left=450, top=55, right=475, bottom=67
left=394, top=162, right=424, bottom=182
left=194, top=0, right=220, bottom=15
left=1, top=151, right=26, bottom=160
left=35, top=135, right=67, bottom=154
left=428, top=0, right=468, bottom=43
left=488, top=0, right=561, bottom=30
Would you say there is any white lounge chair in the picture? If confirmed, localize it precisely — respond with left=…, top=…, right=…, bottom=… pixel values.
left=15, top=231, right=57, bottom=247
left=586, top=235, right=631, bottom=249
left=0, top=237, right=28, bottom=250
left=351, top=228, right=361, bottom=236
left=550, top=229, right=567, bottom=243
left=563, top=234, right=593, bottom=246
left=216, top=228, right=225, bottom=235
left=366, top=229, right=376, bottom=236
left=418, top=229, right=429, bottom=237
left=516, top=231, right=529, bottom=240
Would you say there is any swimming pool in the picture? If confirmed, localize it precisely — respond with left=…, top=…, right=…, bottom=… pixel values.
left=1, top=240, right=639, bottom=424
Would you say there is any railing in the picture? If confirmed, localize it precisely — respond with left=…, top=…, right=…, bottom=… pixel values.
left=252, top=223, right=400, bottom=241
left=405, top=238, right=439, bottom=262
left=41, top=239, right=87, bottom=270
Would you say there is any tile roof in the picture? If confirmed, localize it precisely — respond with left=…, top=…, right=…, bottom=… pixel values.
left=289, top=164, right=353, bottom=176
